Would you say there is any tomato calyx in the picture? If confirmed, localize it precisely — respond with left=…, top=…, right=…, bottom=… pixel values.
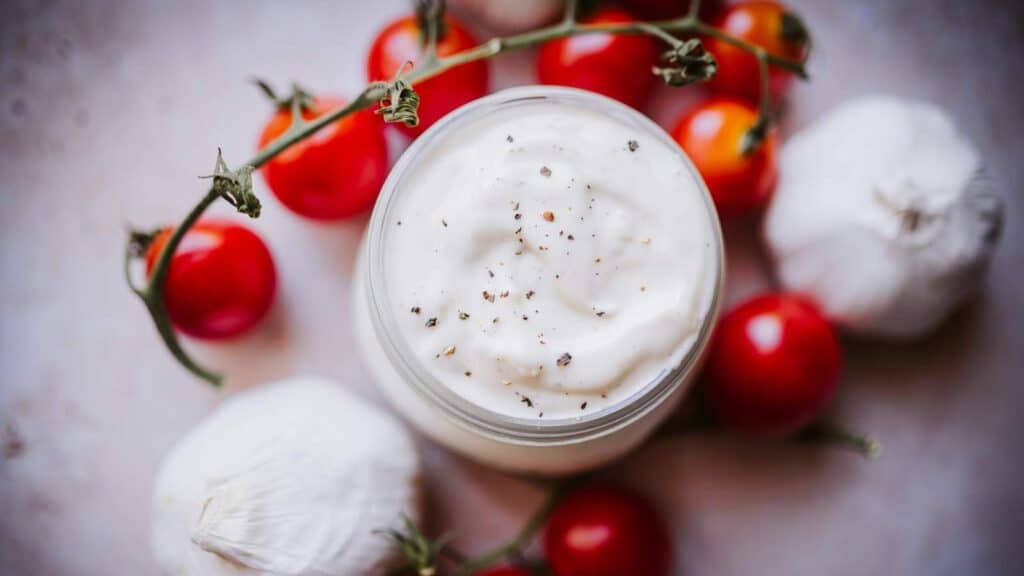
left=200, top=148, right=260, bottom=218
left=252, top=78, right=316, bottom=114
left=653, top=38, right=718, bottom=87
left=376, top=515, right=456, bottom=575
left=740, top=116, right=771, bottom=155
left=373, top=61, right=422, bottom=128
left=780, top=11, right=811, bottom=47
left=415, top=0, right=449, bottom=50
left=127, top=227, right=160, bottom=260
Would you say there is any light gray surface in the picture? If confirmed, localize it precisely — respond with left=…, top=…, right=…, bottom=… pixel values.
left=1, top=1, right=1022, bottom=574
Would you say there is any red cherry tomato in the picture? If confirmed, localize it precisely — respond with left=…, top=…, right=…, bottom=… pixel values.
left=367, top=13, right=488, bottom=137
left=544, top=485, right=672, bottom=576
left=705, top=1, right=810, bottom=103
left=537, top=9, right=660, bottom=110
left=702, top=293, right=841, bottom=436
left=145, top=219, right=277, bottom=340
left=257, top=96, right=389, bottom=221
left=672, top=97, right=777, bottom=220
left=474, top=568, right=533, bottom=576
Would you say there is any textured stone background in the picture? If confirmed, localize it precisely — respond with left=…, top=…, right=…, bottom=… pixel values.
left=1, top=0, right=1023, bottom=574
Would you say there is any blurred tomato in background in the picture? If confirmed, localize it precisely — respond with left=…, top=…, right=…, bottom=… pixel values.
left=704, top=0, right=810, bottom=103
left=367, top=13, right=489, bottom=137
left=537, top=8, right=660, bottom=110
left=258, top=96, right=390, bottom=220
left=672, top=96, right=777, bottom=220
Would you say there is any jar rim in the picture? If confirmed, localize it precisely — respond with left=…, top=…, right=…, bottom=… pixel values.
left=364, top=86, right=724, bottom=445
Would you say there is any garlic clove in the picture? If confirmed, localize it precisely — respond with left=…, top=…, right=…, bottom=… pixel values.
left=152, top=378, right=422, bottom=575
left=764, top=96, right=1003, bottom=339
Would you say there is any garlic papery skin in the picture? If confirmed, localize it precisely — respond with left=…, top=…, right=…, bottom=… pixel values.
left=764, top=96, right=1003, bottom=339
left=151, top=378, right=422, bottom=575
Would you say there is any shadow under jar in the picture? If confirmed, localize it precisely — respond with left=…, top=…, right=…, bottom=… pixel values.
left=353, top=86, right=723, bottom=476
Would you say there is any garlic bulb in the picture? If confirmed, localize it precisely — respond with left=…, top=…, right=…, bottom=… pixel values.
left=449, top=0, right=561, bottom=33
left=151, top=378, right=422, bottom=575
left=764, top=96, right=1003, bottom=339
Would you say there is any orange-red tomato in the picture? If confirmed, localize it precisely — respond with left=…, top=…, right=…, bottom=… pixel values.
left=145, top=220, right=277, bottom=340
left=537, top=8, right=660, bottom=110
left=702, top=293, right=840, bottom=436
left=672, top=97, right=777, bottom=220
left=705, top=0, right=809, bottom=103
left=258, top=96, right=389, bottom=220
left=367, top=14, right=488, bottom=137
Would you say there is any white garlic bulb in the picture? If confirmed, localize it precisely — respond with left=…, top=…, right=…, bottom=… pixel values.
left=449, top=0, right=561, bottom=33
left=764, top=96, right=1003, bottom=339
left=151, top=378, right=422, bottom=575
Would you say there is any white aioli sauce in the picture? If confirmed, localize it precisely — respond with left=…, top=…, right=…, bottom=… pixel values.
left=384, top=100, right=717, bottom=420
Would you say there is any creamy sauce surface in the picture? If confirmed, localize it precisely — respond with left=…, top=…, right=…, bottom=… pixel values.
left=384, top=99, right=717, bottom=419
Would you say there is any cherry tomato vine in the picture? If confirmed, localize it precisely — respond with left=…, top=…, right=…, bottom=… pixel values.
left=123, top=0, right=809, bottom=386
left=119, top=6, right=888, bottom=574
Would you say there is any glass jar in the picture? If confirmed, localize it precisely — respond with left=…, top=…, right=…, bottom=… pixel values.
left=352, top=86, right=723, bottom=476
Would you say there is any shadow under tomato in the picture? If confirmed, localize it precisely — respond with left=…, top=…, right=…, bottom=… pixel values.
left=840, top=293, right=992, bottom=398
left=187, top=299, right=297, bottom=392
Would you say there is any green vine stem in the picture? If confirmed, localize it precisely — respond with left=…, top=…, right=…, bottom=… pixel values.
left=125, top=0, right=809, bottom=385
left=383, top=422, right=877, bottom=574
left=125, top=192, right=224, bottom=385
left=453, top=482, right=568, bottom=575
left=795, top=422, right=884, bottom=459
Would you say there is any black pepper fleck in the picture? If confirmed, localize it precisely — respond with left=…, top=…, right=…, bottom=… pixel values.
left=425, top=317, right=437, bottom=327
left=411, top=306, right=421, bottom=314
left=540, top=166, right=552, bottom=177
left=3, top=424, right=24, bottom=460
left=628, top=140, right=639, bottom=152
left=557, top=353, right=573, bottom=367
